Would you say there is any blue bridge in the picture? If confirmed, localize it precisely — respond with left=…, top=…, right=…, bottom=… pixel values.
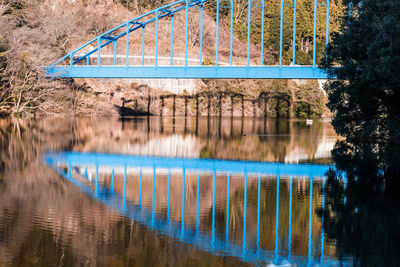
left=45, top=0, right=332, bottom=79
left=45, top=152, right=350, bottom=266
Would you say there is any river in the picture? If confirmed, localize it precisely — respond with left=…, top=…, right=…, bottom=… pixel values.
left=0, top=116, right=381, bottom=266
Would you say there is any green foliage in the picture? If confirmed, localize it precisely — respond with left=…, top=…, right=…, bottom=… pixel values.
left=267, top=5, right=293, bottom=59
left=202, top=57, right=215, bottom=66
left=294, top=80, right=324, bottom=118
left=200, top=147, right=212, bottom=159
left=293, top=49, right=312, bottom=65
left=269, top=79, right=289, bottom=94
left=13, top=111, right=23, bottom=118
left=323, top=0, right=400, bottom=175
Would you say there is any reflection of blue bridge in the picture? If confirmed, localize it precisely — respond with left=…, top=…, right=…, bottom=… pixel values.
left=45, top=0, right=332, bottom=79
left=45, top=152, right=346, bottom=266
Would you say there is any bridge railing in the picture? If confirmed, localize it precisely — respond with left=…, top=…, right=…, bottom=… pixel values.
left=46, top=0, right=332, bottom=79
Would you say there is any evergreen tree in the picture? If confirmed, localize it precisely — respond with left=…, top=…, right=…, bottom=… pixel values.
left=323, top=0, right=400, bottom=176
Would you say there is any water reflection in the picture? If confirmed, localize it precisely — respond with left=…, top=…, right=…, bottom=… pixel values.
left=96, top=116, right=337, bottom=163
left=45, top=152, right=346, bottom=266
left=319, top=139, right=400, bottom=267
left=0, top=117, right=347, bottom=266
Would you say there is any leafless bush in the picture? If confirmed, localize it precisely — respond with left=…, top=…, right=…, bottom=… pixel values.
left=0, top=0, right=109, bottom=117
left=0, top=1, right=9, bottom=15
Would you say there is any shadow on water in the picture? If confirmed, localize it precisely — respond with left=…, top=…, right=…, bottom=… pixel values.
left=319, top=118, right=400, bottom=266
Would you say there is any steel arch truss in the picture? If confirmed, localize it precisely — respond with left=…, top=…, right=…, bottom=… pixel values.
left=45, top=0, right=331, bottom=79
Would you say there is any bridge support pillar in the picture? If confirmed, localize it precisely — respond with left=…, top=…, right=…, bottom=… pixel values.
left=173, top=95, right=176, bottom=117
left=219, top=92, right=222, bottom=118
left=263, top=93, right=269, bottom=118
left=184, top=96, right=188, bottom=117
left=196, top=95, right=199, bottom=118
left=230, top=96, right=234, bottom=118
left=241, top=95, right=244, bottom=118
left=147, top=88, right=151, bottom=115
left=207, top=95, right=211, bottom=117
left=253, top=100, right=257, bottom=118
left=160, top=96, right=164, bottom=116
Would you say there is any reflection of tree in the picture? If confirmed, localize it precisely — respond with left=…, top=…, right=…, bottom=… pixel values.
left=319, top=139, right=400, bottom=266
left=69, top=116, right=331, bottom=163
left=320, top=0, right=400, bottom=263
left=199, top=118, right=327, bottom=162
left=12, top=227, right=74, bottom=266
left=321, top=170, right=400, bottom=266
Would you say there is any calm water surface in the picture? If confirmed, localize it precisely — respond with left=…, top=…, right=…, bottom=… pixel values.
left=0, top=117, right=351, bottom=266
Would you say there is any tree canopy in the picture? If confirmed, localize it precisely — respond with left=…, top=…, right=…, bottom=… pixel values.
left=323, top=0, right=400, bottom=178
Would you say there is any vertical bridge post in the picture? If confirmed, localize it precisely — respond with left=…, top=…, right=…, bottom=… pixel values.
left=126, top=23, right=130, bottom=66
left=185, top=0, right=189, bottom=68
left=170, top=14, right=174, bottom=66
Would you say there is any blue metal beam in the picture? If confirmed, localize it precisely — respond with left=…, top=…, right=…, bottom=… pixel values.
left=126, top=24, right=130, bottom=66
left=243, top=170, right=248, bottom=258
left=113, top=41, right=117, bottom=65
left=196, top=171, right=200, bottom=234
left=274, top=175, right=280, bottom=265
left=155, top=9, right=159, bottom=67
left=230, top=0, right=233, bottom=65
left=139, top=168, right=143, bottom=204
left=260, top=0, right=265, bottom=65
left=292, top=0, right=297, bottom=65
left=212, top=169, right=216, bottom=249
left=97, top=38, right=101, bottom=67
left=320, top=177, right=325, bottom=264
left=216, top=0, right=220, bottom=67
left=46, top=152, right=332, bottom=177
left=288, top=176, right=293, bottom=260
left=200, top=4, right=204, bottom=65
left=279, top=0, right=284, bottom=67
left=46, top=66, right=330, bottom=79
left=247, top=0, right=251, bottom=67
left=226, top=173, right=230, bottom=243
left=256, top=174, right=261, bottom=255
left=142, top=26, right=145, bottom=65
left=170, top=15, right=174, bottom=66
left=308, top=176, right=314, bottom=265
left=123, top=164, right=127, bottom=211
left=182, top=168, right=186, bottom=237
left=313, top=0, right=318, bottom=67
left=185, top=0, right=189, bottom=68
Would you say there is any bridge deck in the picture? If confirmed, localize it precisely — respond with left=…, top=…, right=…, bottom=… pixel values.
left=46, top=152, right=332, bottom=177
left=47, top=66, right=328, bottom=79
